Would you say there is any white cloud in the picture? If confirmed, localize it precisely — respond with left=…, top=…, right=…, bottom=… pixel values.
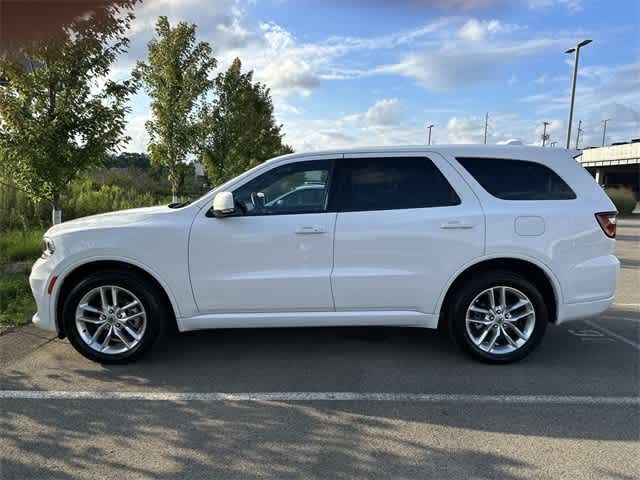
left=447, top=116, right=488, bottom=143
left=521, top=63, right=640, bottom=144
left=116, top=0, right=617, bottom=154
left=240, top=19, right=454, bottom=98
left=364, top=99, right=402, bottom=126
left=124, top=109, right=152, bottom=153
left=281, top=98, right=420, bottom=151
left=458, top=19, right=503, bottom=41
left=533, top=74, right=568, bottom=84
left=384, top=0, right=582, bottom=11
left=275, top=101, right=303, bottom=116
left=444, top=112, right=569, bottom=146
left=526, top=0, right=583, bottom=12
left=377, top=36, right=577, bottom=90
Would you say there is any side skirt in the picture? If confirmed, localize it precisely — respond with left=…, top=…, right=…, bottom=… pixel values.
left=178, top=310, right=438, bottom=332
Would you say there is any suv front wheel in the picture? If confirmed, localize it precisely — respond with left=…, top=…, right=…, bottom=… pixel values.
left=448, top=271, right=548, bottom=363
left=62, top=270, right=167, bottom=364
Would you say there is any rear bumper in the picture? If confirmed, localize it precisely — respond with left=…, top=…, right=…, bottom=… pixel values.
left=556, top=295, right=615, bottom=324
left=556, top=254, right=619, bottom=324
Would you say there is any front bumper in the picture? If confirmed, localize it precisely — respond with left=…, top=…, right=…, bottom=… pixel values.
left=28, top=256, right=58, bottom=333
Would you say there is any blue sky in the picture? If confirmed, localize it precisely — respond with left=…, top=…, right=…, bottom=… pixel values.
left=120, top=0, right=639, bottom=152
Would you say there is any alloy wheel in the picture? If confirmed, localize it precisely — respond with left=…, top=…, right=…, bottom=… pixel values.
left=75, top=285, right=147, bottom=355
left=465, top=286, right=536, bottom=355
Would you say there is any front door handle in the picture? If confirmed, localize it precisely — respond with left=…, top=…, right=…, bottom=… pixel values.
left=440, top=220, right=475, bottom=229
left=295, top=225, right=326, bottom=234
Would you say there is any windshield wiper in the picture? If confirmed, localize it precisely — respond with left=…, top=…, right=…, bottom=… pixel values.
left=168, top=201, right=191, bottom=208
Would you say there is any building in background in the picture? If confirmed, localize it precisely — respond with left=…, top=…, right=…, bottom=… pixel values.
left=576, top=140, right=640, bottom=198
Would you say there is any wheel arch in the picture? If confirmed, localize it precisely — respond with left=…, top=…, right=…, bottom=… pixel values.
left=54, top=259, right=179, bottom=338
left=437, top=256, right=561, bottom=326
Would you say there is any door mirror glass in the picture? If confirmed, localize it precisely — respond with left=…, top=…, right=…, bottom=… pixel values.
left=212, top=191, right=235, bottom=217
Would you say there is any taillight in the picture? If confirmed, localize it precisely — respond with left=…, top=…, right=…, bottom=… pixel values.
left=595, top=211, right=617, bottom=238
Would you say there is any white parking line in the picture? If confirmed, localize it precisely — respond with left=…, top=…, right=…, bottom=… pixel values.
left=603, top=315, right=640, bottom=322
left=583, top=320, right=640, bottom=351
left=0, top=390, right=638, bottom=405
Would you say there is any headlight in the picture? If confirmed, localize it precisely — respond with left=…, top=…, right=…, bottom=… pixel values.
left=41, top=237, right=55, bottom=257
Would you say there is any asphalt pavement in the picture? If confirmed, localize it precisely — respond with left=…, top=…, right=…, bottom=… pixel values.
left=1, top=219, right=638, bottom=479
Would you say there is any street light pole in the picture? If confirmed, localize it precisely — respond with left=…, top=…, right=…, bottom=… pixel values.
left=565, top=39, right=592, bottom=149
left=575, top=120, right=583, bottom=149
left=601, top=118, right=611, bottom=147
left=426, top=124, right=434, bottom=145
left=483, top=112, right=489, bottom=144
left=542, top=121, right=551, bottom=147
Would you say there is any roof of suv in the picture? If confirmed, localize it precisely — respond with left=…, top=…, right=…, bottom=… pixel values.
left=269, top=145, right=579, bottom=163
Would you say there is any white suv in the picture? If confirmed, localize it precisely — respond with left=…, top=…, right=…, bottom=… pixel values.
left=30, top=146, right=619, bottom=364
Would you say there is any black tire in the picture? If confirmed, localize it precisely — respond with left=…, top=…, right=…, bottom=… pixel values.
left=447, top=270, right=548, bottom=364
left=62, top=269, right=167, bottom=364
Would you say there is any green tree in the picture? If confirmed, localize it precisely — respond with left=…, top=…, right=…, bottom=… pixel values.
left=0, top=0, right=139, bottom=224
left=134, top=16, right=216, bottom=202
left=200, top=58, right=293, bottom=186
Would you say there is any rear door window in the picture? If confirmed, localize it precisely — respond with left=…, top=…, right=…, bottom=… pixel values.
left=456, top=157, right=576, bottom=200
left=338, top=156, right=460, bottom=212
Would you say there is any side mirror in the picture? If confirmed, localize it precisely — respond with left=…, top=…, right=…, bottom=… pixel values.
left=212, top=191, right=235, bottom=217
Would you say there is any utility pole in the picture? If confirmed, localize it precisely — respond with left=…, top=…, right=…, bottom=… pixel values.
left=483, top=112, right=489, bottom=144
left=601, top=119, right=610, bottom=147
left=565, top=39, right=592, bottom=149
left=575, top=120, right=583, bottom=149
left=426, top=124, right=434, bottom=145
left=542, top=121, right=551, bottom=147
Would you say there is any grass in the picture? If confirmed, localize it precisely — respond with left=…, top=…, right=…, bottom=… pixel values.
left=0, top=229, right=43, bottom=332
left=0, top=229, right=43, bottom=264
left=0, top=269, right=36, bottom=332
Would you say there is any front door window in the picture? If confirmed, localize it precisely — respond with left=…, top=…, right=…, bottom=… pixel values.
left=233, top=160, right=331, bottom=215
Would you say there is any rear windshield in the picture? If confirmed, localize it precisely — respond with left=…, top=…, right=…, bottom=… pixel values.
left=456, top=157, right=576, bottom=200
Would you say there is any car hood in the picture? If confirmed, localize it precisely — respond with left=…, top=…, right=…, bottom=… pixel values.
left=46, top=205, right=171, bottom=237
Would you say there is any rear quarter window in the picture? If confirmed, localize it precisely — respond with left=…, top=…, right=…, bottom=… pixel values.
left=456, top=157, right=576, bottom=200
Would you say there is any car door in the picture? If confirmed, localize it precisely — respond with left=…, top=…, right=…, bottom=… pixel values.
left=189, top=156, right=338, bottom=314
left=331, top=151, right=484, bottom=314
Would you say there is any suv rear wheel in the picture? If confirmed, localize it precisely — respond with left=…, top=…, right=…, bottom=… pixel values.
left=62, top=270, right=167, bottom=364
left=448, top=271, right=548, bottom=363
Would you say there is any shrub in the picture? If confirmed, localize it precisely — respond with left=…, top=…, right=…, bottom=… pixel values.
left=63, top=179, right=171, bottom=219
left=606, top=187, right=637, bottom=215
left=0, top=229, right=44, bottom=264
left=0, top=273, right=36, bottom=330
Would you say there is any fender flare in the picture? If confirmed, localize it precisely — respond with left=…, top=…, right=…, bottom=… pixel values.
left=434, top=253, right=564, bottom=317
left=50, top=254, right=182, bottom=335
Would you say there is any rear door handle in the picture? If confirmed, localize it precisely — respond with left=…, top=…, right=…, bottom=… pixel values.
left=295, top=225, right=326, bottom=234
left=440, top=220, right=475, bottom=229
